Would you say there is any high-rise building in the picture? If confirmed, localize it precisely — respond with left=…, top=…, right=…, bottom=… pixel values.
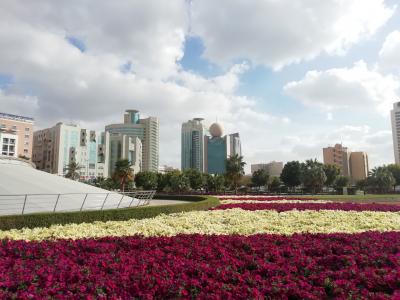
left=0, top=112, right=34, bottom=159
left=391, top=102, right=400, bottom=164
left=251, top=161, right=283, bottom=177
left=349, top=152, right=369, bottom=182
left=181, top=118, right=206, bottom=171
left=228, top=133, right=242, bottom=157
left=103, top=132, right=142, bottom=177
left=32, top=123, right=106, bottom=179
left=105, top=110, right=159, bottom=172
left=323, top=144, right=350, bottom=176
left=204, top=122, right=242, bottom=174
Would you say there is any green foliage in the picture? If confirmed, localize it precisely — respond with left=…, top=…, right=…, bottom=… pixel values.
left=157, top=173, right=169, bottom=192
left=251, top=169, right=269, bottom=190
left=300, top=159, right=327, bottom=194
left=334, top=176, right=350, bottom=189
left=386, top=164, right=400, bottom=186
left=0, top=196, right=220, bottom=231
left=183, top=169, right=205, bottom=190
left=112, top=159, right=134, bottom=192
left=135, top=171, right=158, bottom=190
left=91, top=177, right=119, bottom=191
left=280, top=161, right=301, bottom=189
left=168, top=170, right=190, bottom=193
left=366, top=166, right=395, bottom=193
left=64, top=162, right=82, bottom=180
left=268, top=176, right=281, bottom=193
left=225, top=154, right=246, bottom=193
left=356, top=179, right=367, bottom=191
left=323, top=164, right=341, bottom=187
left=206, top=174, right=226, bottom=193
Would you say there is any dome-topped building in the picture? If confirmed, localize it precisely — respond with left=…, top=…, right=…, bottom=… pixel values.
left=209, top=122, right=223, bottom=138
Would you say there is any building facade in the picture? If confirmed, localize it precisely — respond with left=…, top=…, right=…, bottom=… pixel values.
left=203, top=122, right=242, bottom=175
left=349, top=152, right=369, bottom=182
left=104, top=132, right=142, bottom=177
left=251, top=161, right=283, bottom=177
left=181, top=118, right=206, bottom=172
left=0, top=112, right=34, bottom=159
left=391, top=102, right=400, bottom=164
left=228, top=133, right=242, bottom=157
left=32, top=123, right=106, bottom=179
left=105, top=110, right=159, bottom=172
left=323, top=144, right=350, bottom=176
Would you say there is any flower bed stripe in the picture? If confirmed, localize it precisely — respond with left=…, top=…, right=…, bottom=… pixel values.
left=213, top=202, right=400, bottom=212
left=1, top=209, right=399, bottom=241
left=220, top=199, right=333, bottom=204
left=0, top=232, right=399, bottom=298
left=218, top=196, right=315, bottom=201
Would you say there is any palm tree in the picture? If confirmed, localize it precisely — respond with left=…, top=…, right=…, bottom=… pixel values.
left=64, top=162, right=82, bottom=180
left=113, top=159, right=134, bottom=192
left=225, top=154, right=246, bottom=194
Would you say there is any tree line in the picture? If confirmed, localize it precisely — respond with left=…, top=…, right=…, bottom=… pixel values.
left=67, top=156, right=400, bottom=194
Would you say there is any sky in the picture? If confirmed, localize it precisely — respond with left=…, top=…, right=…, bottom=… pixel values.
left=1, top=0, right=400, bottom=173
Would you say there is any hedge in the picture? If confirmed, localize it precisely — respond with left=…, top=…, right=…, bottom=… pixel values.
left=0, top=195, right=219, bottom=231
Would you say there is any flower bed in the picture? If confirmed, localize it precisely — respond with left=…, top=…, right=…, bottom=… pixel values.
left=0, top=232, right=399, bottom=299
left=1, top=209, right=399, bottom=241
left=220, top=199, right=332, bottom=204
left=218, top=196, right=315, bottom=201
left=213, top=202, right=400, bottom=212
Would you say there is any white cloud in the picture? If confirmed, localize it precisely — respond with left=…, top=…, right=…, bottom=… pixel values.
left=284, top=61, right=400, bottom=114
left=379, top=30, right=400, bottom=72
left=191, top=0, right=394, bottom=69
left=1, top=0, right=188, bottom=78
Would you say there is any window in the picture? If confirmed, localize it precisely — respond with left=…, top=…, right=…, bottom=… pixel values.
left=25, top=141, right=29, bottom=146
left=11, top=125, right=17, bottom=130
left=25, top=128, right=30, bottom=132
left=3, top=138, right=8, bottom=144
left=24, top=149, right=28, bottom=154
left=25, top=134, right=30, bottom=139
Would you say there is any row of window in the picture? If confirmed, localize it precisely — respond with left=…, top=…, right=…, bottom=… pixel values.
left=0, top=124, right=30, bottom=131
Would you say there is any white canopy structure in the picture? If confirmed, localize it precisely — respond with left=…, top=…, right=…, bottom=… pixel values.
left=0, top=157, right=151, bottom=216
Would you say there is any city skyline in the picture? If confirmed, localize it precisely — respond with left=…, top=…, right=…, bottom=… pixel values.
left=1, top=1, right=400, bottom=173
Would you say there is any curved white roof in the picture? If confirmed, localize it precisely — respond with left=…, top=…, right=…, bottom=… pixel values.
left=0, top=157, right=142, bottom=215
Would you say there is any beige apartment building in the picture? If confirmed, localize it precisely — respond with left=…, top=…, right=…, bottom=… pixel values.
left=251, top=161, right=283, bottom=177
left=0, top=112, right=34, bottom=159
left=349, top=152, right=369, bottom=182
left=323, top=144, right=350, bottom=176
left=323, top=143, right=369, bottom=182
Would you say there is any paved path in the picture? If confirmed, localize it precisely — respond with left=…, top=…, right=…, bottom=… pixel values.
left=148, top=199, right=190, bottom=206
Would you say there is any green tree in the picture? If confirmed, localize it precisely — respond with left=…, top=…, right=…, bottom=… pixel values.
left=268, top=176, right=281, bottom=193
left=387, top=164, right=400, bottom=188
left=356, top=179, right=367, bottom=192
left=135, top=171, right=158, bottom=190
left=183, top=169, right=205, bottom=191
left=367, top=166, right=395, bottom=193
left=64, top=162, right=82, bottom=180
left=280, top=161, right=301, bottom=191
left=112, top=159, right=134, bottom=192
left=300, top=159, right=327, bottom=194
left=168, top=170, right=190, bottom=193
left=225, top=154, right=246, bottom=194
left=157, top=173, right=169, bottom=192
left=323, top=164, right=341, bottom=187
left=334, top=176, right=350, bottom=190
left=251, top=169, right=269, bottom=190
left=206, top=174, right=226, bottom=193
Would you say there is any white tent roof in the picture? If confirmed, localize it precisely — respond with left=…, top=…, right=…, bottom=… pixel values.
left=0, top=157, right=141, bottom=215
